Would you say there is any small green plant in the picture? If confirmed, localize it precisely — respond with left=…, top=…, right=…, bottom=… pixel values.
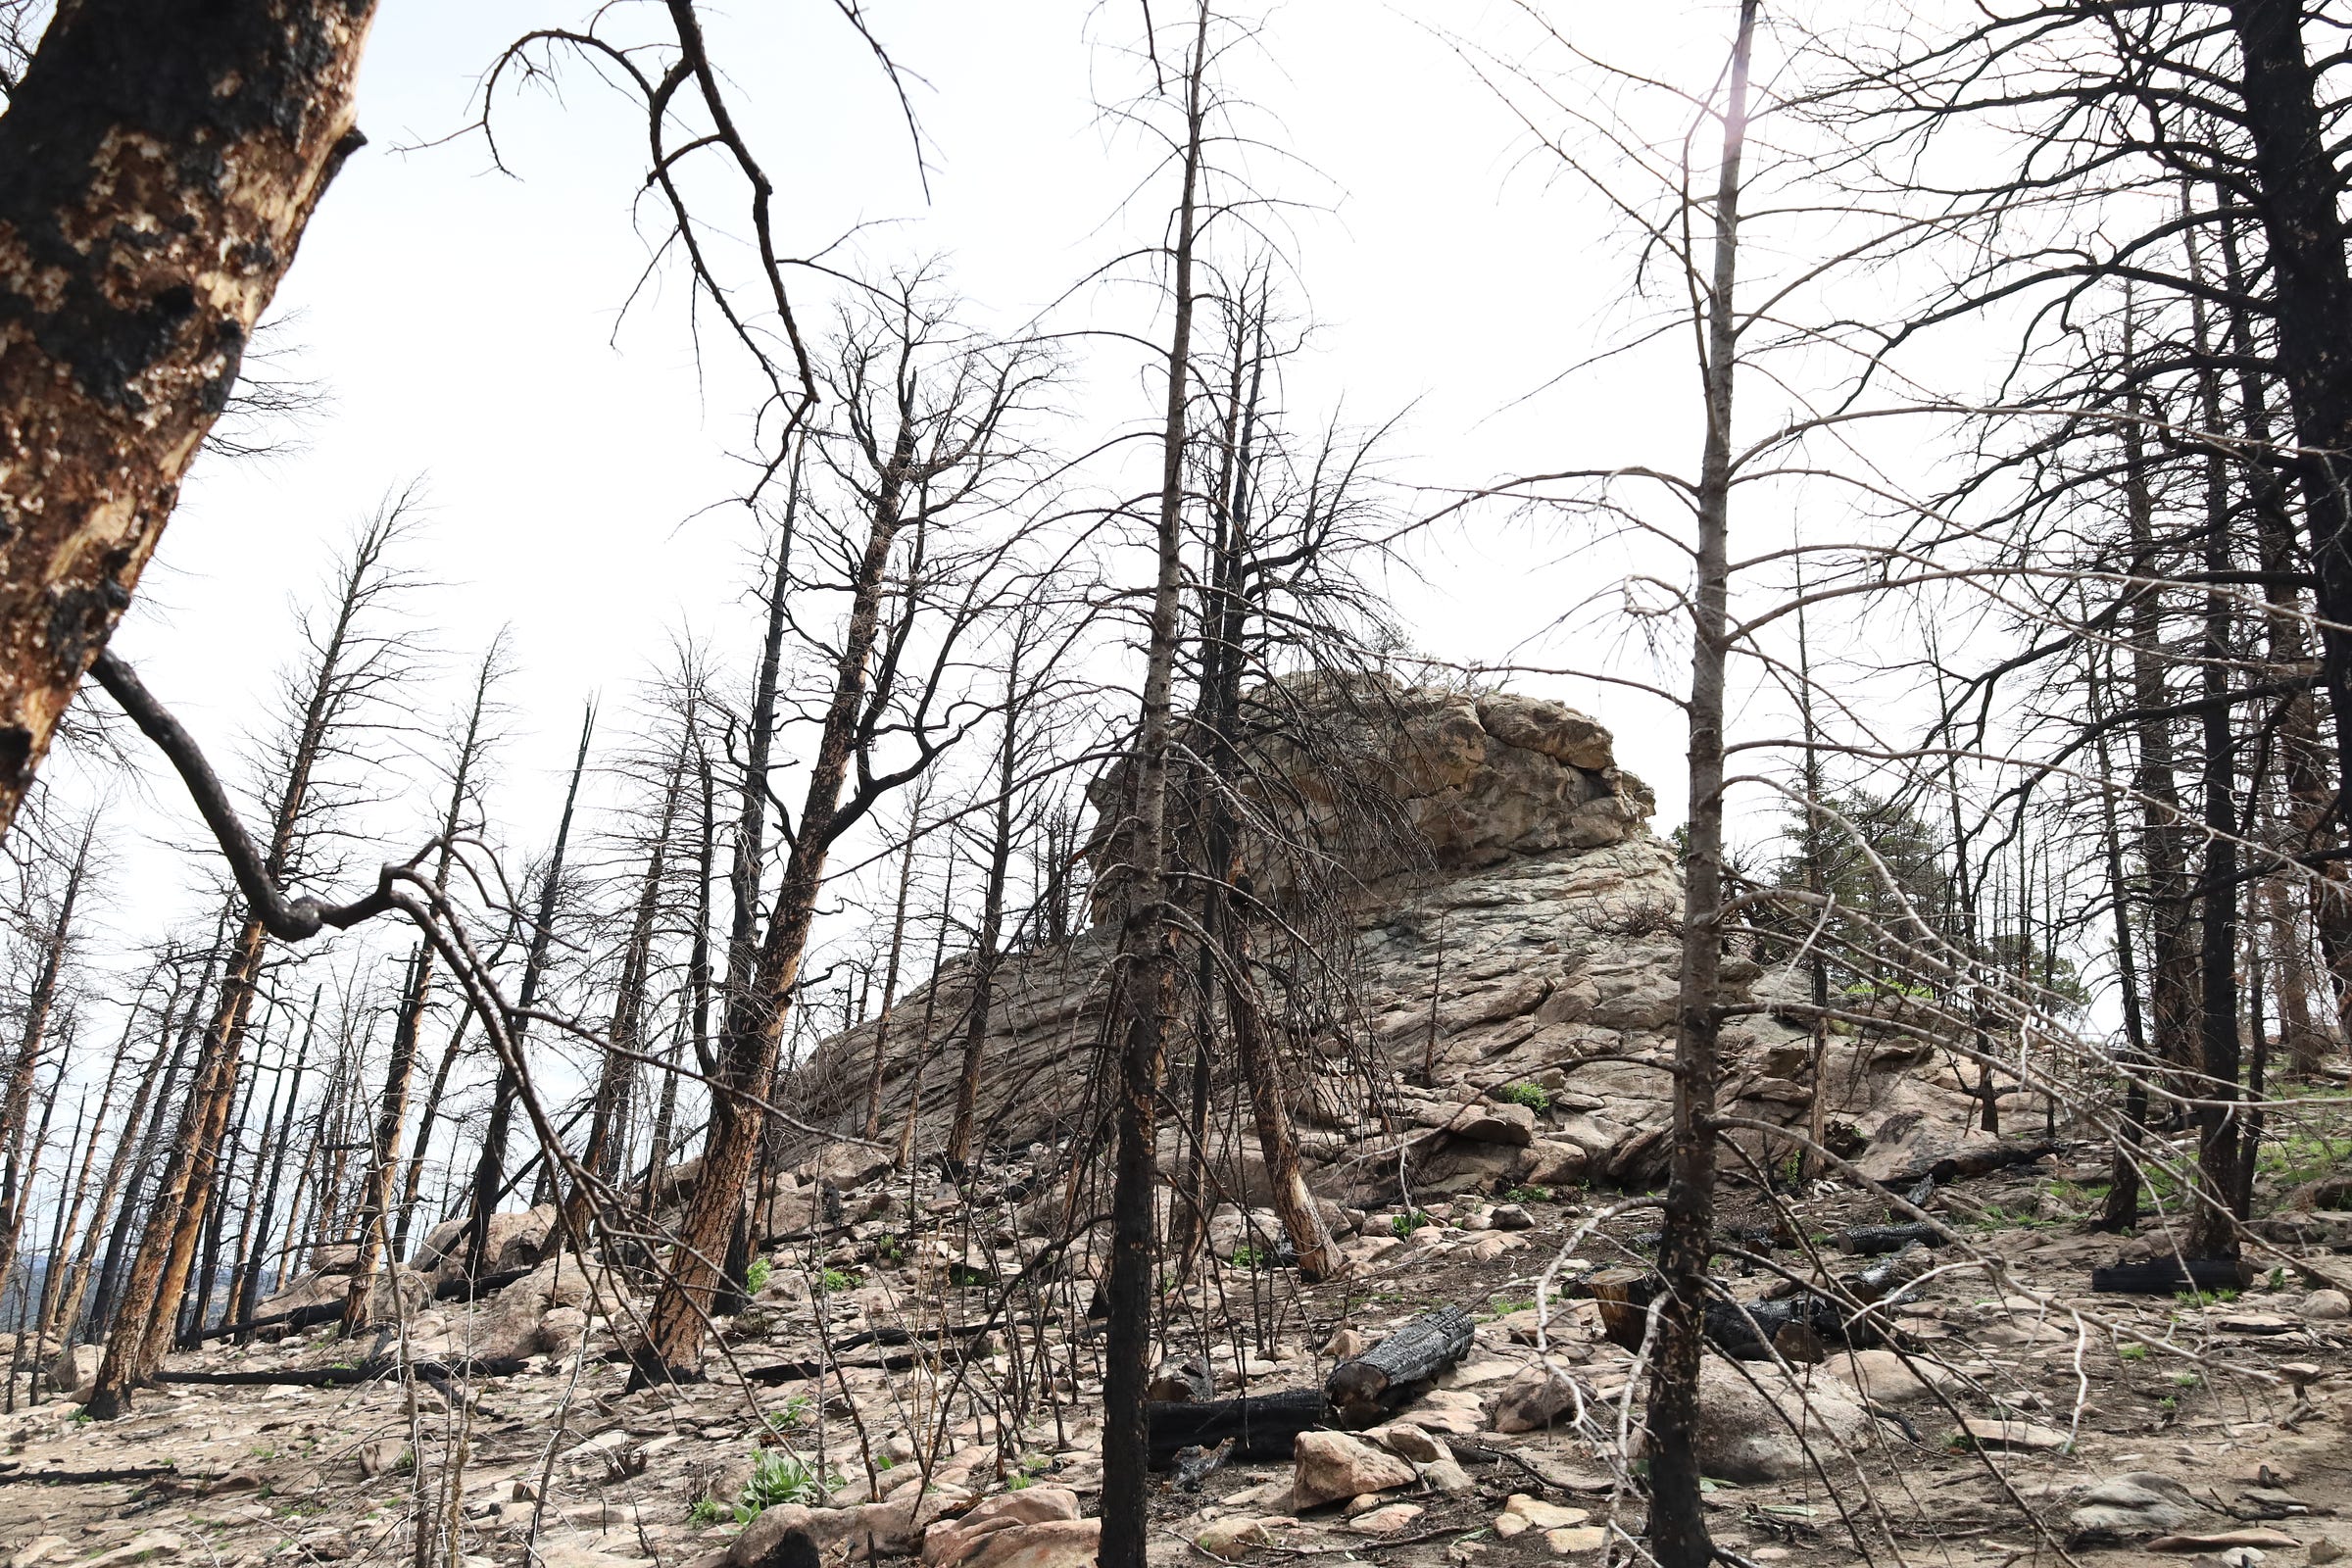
left=2170, top=1371, right=2201, bottom=1389
left=765, top=1396, right=811, bottom=1433
left=2175, top=1287, right=2238, bottom=1307
left=876, top=1232, right=906, bottom=1263
left=1230, top=1245, right=1267, bottom=1269
left=1391, top=1209, right=1433, bottom=1238
left=1484, top=1296, right=1536, bottom=1319
left=819, top=1267, right=859, bottom=1294
left=2157, top=1395, right=2179, bottom=1413
left=745, top=1257, right=773, bottom=1296
left=737, top=1449, right=832, bottom=1521
left=1499, top=1083, right=1551, bottom=1113
left=1006, top=1472, right=1030, bottom=1491
left=2270, top=1266, right=2286, bottom=1292
left=875, top=1454, right=897, bottom=1472
left=1502, top=1185, right=1551, bottom=1204
left=688, top=1497, right=728, bottom=1529
left=2117, top=1343, right=2148, bottom=1362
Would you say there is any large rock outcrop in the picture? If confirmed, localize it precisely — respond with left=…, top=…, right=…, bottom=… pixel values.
left=778, top=678, right=1967, bottom=1206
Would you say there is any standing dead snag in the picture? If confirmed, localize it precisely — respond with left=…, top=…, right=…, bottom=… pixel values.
left=631, top=279, right=1050, bottom=1385
left=87, top=508, right=415, bottom=1418
left=0, top=0, right=377, bottom=839
left=1101, top=10, right=1211, bottom=1566
left=1647, top=7, right=1755, bottom=1566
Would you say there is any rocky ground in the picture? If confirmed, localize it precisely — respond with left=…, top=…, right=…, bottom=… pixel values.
left=12, top=690, right=2349, bottom=1568
left=7, top=1143, right=2352, bottom=1568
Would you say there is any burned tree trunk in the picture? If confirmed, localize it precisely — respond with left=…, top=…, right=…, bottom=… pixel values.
left=0, top=0, right=377, bottom=836
left=466, top=704, right=592, bottom=1274
left=1646, top=12, right=1753, bottom=1567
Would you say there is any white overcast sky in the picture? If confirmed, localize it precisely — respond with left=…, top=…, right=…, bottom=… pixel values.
left=84, top=0, right=1853, bottom=942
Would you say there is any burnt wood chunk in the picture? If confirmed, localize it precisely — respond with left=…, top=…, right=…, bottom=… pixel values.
left=1146, top=1388, right=1327, bottom=1467
left=1325, top=1305, right=1475, bottom=1426
left=2090, top=1257, right=2253, bottom=1295
left=1837, top=1223, right=1946, bottom=1257
left=1582, top=1267, right=1654, bottom=1352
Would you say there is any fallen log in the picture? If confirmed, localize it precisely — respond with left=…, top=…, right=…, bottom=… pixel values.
left=1886, top=1140, right=2055, bottom=1188
left=2090, top=1257, right=2253, bottom=1296
left=1704, top=1294, right=1868, bottom=1359
left=1325, top=1305, right=1475, bottom=1426
left=1147, top=1388, right=1326, bottom=1467
left=1844, top=1239, right=1936, bottom=1306
left=1836, top=1223, right=1947, bottom=1257
left=0, top=1463, right=188, bottom=1486
left=431, top=1266, right=536, bottom=1303
left=159, top=1354, right=532, bottom=1388
left=192, top=1265, right=538, bottom=1343
left=190, top=1298, right=346, bottom=1343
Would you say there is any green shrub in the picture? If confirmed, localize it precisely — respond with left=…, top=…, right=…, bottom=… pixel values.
left=745, top=1258, right=773, bottom=1296
left=688, top=1497, right=728, bottom=1528
left=1499, top=1083, right=1551, bottom=1113
left=737, top=1449, right=832, bottom=1521
left=819, top=1268, right=860, bottom=1294
left=1230, top=1245, right=1267, bottom=1269
left=1391, top=1209, right=1432, bottom=1238
left=2117, top=1343, right=2147, bottom=1361
left=1502, top=1185, right=1551, bottom=1204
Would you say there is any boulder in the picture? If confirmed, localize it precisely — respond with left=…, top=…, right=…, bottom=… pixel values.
left=1418, top=1457, right=1475, bottom=1494
left=1492, top=1495, right=1592, bottom=1537
left=1489, top=1363, right=1579, bottom=1433
left=46, top=1343, right=99, bottom=1399
left=408, top=1205, right=556, bottom=1279
left=2300, top=1289, right=2350, bottom=1321
left=469, top=1252, right=603, bottom=1363
left=1954, top=1416, right=2071, bottom=1452
left=1643, top=1359, right=1875, bottom=1483
left=1349, top=1503, right=1424, bottom=1536
left=1522, top=1140, right=1591, bottom=1188
left=1413, top=1101, right=1538, bottom=1147
left=732, top=1504, right=834, bottom=1568
left=1292, top=1431, right=1418, bottom=1509
left=1367, top=1422, right=1445, bottom=1464
left=798, top=1143, right=893, bottom=1193
left=2066, top=1474, right=2202, bottom=1543
left=1194, top=1518, right=1288, bottom=1561
left=1475, top=696, right=1615, bottom=772
left=1821, top=1348, right=1963, bottom=1407
left=922, top=1487, right=1083, bottom=1568
left=962, top=1519, right=1100, bottom=1568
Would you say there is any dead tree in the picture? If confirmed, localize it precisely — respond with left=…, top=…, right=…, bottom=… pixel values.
left=0, top=816, right=92, bottom=1294
left=1099, top=8, right=1211, bottom=1561
left=631, top=274, right=1053, bottom=1384
left=88, top=504, right=416, bottom=1418
left=464, top=704, right=593, bottom=1275
left=0, top=0, right=376, bottom=836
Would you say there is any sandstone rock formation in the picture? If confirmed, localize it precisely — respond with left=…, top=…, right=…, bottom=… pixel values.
left=779, top=679, right=1972, bottom=1214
